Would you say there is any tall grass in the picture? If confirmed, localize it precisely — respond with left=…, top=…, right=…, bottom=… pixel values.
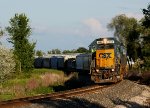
left=0, top=69, right=66, bottom=101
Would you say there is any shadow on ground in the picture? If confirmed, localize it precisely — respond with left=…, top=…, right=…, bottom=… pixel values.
left=31, top=97, right=105, bottom=108
left=127, top=71, right=150, bottom=85
left=53, top=74, right=95, bottom=92
left=53, top=72, right=116, bottom=92
left=111, top=98, right=149, bottom=108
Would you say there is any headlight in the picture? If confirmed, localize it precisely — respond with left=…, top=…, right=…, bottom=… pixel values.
left=96, top=69, right=99, bottom=72
left=111, top=69, right=114, bottom=71
left=103, top=38, right=107, bottom=44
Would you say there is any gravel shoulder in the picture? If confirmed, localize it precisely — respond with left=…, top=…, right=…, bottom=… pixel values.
left=20, top=80, right=150, bottom=108
left=74, top=80, right=150, bottom=108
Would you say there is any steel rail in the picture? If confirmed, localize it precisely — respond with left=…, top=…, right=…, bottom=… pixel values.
left=0, top=82, right=120, bottom=108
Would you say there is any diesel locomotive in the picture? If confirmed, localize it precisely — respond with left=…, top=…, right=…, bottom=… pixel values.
left=89, top=37, right=127, bottom=83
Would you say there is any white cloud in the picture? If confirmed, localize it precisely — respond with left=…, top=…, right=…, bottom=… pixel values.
left=82, top=18, right=108, bottom=37
left=32, top=24, right=51, bottom=35
left=83, top=18, right=102, bottom=32
left=125, top=12, right=144, bottom=21
left=84, top=18, right=102, bottom=32
left=32, top=18, right=111, bottom=39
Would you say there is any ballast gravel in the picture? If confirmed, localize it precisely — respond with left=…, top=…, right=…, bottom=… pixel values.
left=20, top=80, right=150, bottom=108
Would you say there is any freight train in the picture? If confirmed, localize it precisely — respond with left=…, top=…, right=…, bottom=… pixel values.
left=34, top=37, right=127, bottom=83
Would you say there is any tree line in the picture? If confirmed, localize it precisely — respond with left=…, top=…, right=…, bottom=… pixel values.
left=36, top=47, right=89, bottom=57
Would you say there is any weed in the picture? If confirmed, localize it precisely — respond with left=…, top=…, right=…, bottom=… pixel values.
left=25, top=78, right=40, bottom=91
left=33, top=86, right=53, bottom=94
left=40, top=72, right=65, bottom=87
left=12, top=84, right=25, bottom=98
left=0, top=93, right=15, bottom=101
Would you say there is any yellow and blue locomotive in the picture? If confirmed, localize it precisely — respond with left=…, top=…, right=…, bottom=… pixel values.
left=89, top=37, right=127, bottom=83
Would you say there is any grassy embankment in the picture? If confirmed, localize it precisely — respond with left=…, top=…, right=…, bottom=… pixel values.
left=0, top=69, right=70, bottom=101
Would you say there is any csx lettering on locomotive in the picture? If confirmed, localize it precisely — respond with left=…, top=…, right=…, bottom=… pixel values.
left=99, top=53, right=111, bottom=59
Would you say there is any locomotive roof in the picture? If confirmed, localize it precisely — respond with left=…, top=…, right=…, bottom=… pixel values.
left=88, top=37, right=119, bottom=48
left=96, top=37, right=114, bottom=40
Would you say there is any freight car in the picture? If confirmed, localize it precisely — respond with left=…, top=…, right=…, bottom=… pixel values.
left=64, top=58, right=76, bottom=72
left=76, top=54, right=91, bottom=74
left=34, top=55, right=77, bottom=71
left=89, top=37, right=127, bottom=83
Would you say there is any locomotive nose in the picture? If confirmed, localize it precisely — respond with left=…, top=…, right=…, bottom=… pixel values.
left=96, top=49, right=115, bottom=69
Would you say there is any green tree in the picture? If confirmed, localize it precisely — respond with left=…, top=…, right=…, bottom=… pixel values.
left=107, top=14, right=141, bottom=69
left=76, top=47, right=89, bottom=53
left=62, top=50, right=71, bottom=54
left=6, top=13, right=35, bottom=72
left=0, top=27, right=3, bottom=37
left=36, top=50, right=43, bottom=57
left=141, top=4, right=150, bottom=69
left=0, top=27, right=4, bottom=45
left=51, top=49, right=61, bottom=54
left=142, top=4, right=150, bottom=28
left=47, top=50, right=52, bottom=54
left=62, top=49, right=77, bottom=54
left=107, top=14, right=140, bottom=45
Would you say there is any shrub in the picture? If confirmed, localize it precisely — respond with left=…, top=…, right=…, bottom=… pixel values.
left=0, top=46, right=15, bottom=82
left=40, top=73, right=65, bottom=87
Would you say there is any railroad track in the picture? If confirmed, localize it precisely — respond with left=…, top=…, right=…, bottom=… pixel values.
left=0, top=82, right=119, bottom=108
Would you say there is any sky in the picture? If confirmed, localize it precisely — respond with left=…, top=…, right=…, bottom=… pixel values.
left=0, top=0, right=149, bottom=52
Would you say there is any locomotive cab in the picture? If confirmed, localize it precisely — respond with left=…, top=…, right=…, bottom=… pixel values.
left=89, top=37, right=127, bottom=83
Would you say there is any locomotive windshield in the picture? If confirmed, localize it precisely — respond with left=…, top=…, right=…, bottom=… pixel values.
left=96, top=38, right=114, bottom=49
left=97, top=44, right=114, bottom=49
